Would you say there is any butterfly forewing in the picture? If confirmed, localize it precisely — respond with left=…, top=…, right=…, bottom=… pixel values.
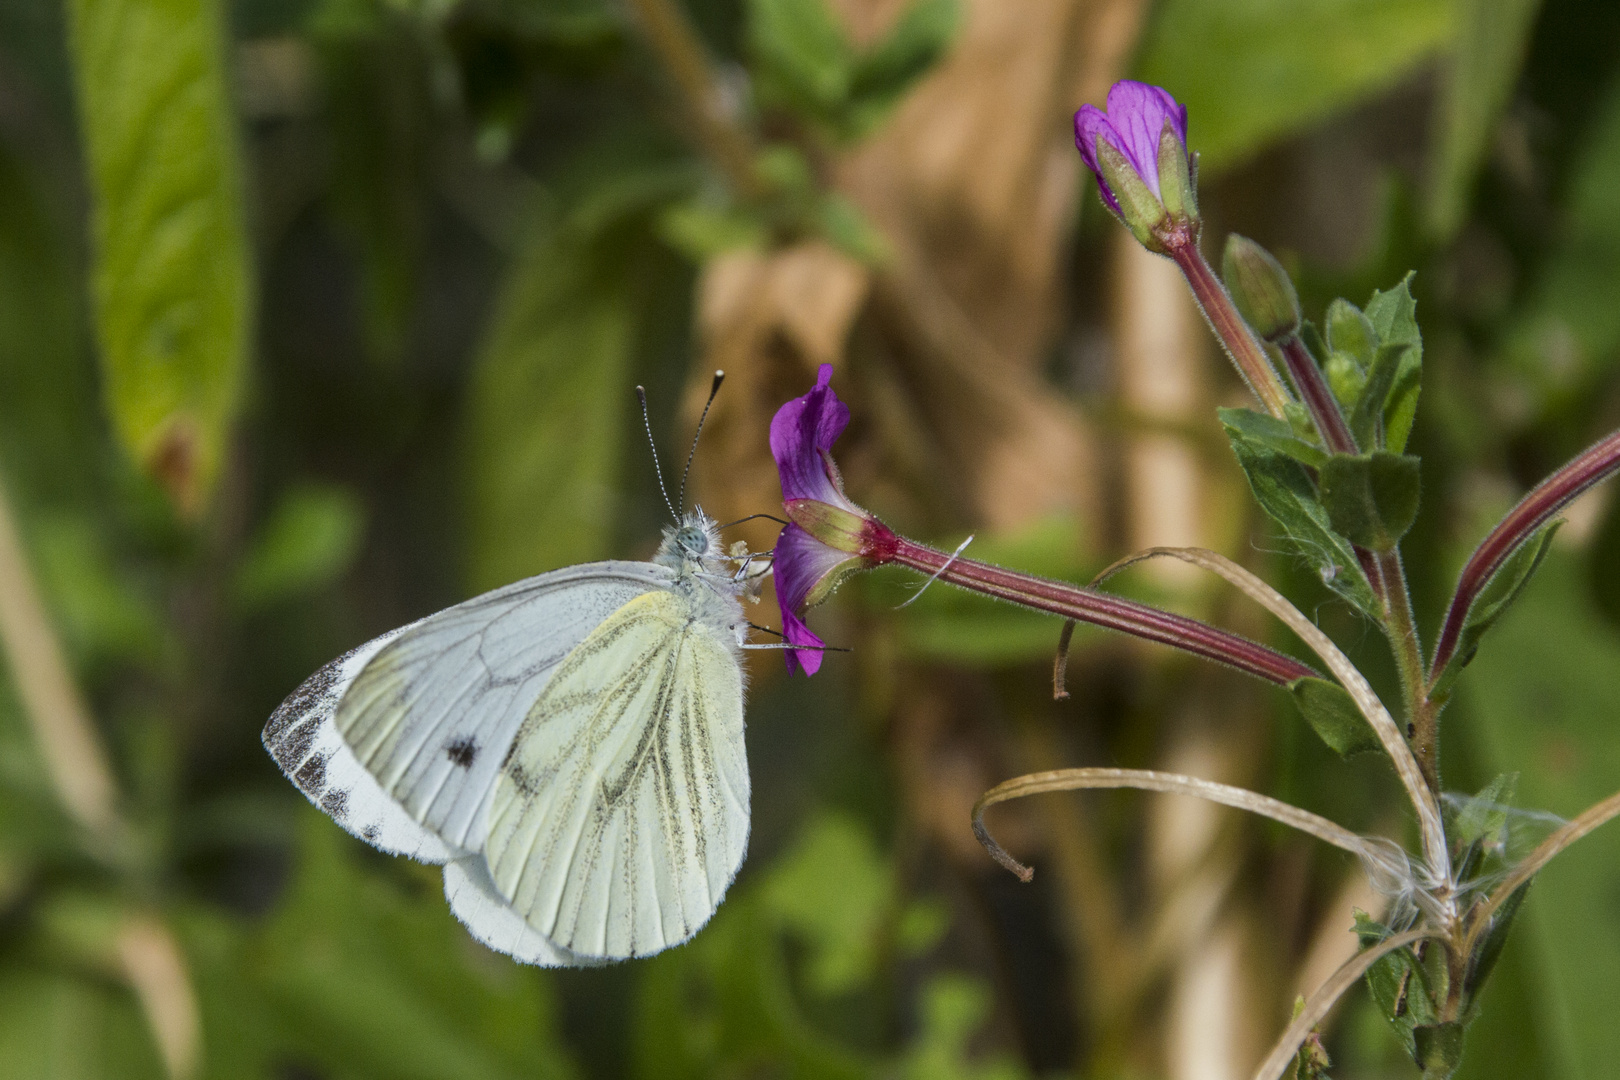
left=332, top=562, right=674, bottom=851
left=484, top=590, right=748, bottom=959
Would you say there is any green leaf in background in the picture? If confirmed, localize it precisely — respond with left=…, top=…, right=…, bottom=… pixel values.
left=464, top=170, right=688, bottom=592
left=30, top=512, right=170, bottom=670
left=1136, top=0, right=1453, bottom=171
left=0, top=968, right=167, bottom=1080
left=1363, top=274, right=1424, bottom=453
left=1288, top=676, right=1382, bottom=756
left=1429, top=520, right=1559, bottom=698
left=845, top=0, right=959, bottom=136
left=761, top=811, right=893, bottom=996
left=1461, top=552, right=1620, bottom=1077
left=1426, top=0, right=1547, bottom=239
left=1318, top=450, right=1422, bottom=551
left=65, top=0, right=252, bottom=514
left=899, top=975, right=1030, bottom=1080
left=253, top=809, right=577, bottom=1080
left=231, top=484, right=367, bottom=614
left=1221, top=416, right=1381, bottom=618
left=1513, top=75, right=1620, bottom=377
left=748, top=0, right=856, bottom=124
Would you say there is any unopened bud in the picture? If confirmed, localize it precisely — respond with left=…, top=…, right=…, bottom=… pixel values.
left=1325, top=298, right=1377, bottom=366
left=1222, top=234, right=1300, bottom=342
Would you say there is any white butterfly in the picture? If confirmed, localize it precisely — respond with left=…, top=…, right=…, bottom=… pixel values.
left=263, top=376, right=769, bottom=965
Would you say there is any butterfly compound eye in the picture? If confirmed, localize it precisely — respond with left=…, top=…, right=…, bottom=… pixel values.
left=674, top=525, right=709, bottom=557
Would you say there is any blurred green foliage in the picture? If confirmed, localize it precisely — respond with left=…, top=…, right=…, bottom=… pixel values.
left=0, top=0, right=1617, bottom=1075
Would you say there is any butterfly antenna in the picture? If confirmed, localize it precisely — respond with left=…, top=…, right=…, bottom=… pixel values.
left=678, top=370, right=725, bottom=511
left=636, top=386, right=678, bottom=522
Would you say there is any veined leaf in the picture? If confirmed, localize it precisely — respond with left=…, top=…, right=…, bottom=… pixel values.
left=1221, top=416, right=1380, bottom=618
left=65, top=0, right=253, bottom=514
left=1363, top=274, right=1423, bottom=453
left=1288, top=676, right=1381, bottom=757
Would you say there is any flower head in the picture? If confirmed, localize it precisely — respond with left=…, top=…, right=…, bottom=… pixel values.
left=1074, top=80, right=1196, bottom=252
left=769, top=365, right=895, bottom=675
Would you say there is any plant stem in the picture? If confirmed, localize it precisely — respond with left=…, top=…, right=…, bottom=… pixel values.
left=621, top=0, right=763, bottom=198
left=1278, top=334, right=1355, bottom=454
left=1165, top=239, right=1293, bottom=419
left=888, top=537, right=1317, bottom=686
left=1378, top=547, right=1436, bottom=792
left=1430, top=425, right=1620, bottom=685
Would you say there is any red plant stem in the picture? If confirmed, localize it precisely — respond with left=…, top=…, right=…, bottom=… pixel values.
left=889, top=537, right=1317, bottom=687
left=1430, top=426, right=1620, bottom=685
left=1278, top=335, right=1357, bottom=455
left=1166, top=239, right=1293, bottom=419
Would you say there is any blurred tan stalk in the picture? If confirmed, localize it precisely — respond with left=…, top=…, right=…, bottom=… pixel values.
left=0, top=470, right=200, bottom=1078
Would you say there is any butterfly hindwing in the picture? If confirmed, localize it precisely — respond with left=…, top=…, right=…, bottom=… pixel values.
left=484, top=589, right=749, bottom=960
left=332, top=562, right=676, bottom=852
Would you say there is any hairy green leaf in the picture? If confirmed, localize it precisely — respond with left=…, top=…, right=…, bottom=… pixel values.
left=1318, top=450, right=1422, bottom=551
left=1222, top=416, right=1380, bottom=618
left=65, top=0, right=252, bottom=513
left=1288, top=676, right=1382, bottom=756
left=1349, top=342, right=1411, bottom=449
left=1356, top=909, right=1438, bottom=1056
left=1363, top=274, right=1423, bottom=452
left=1431, top=520, right=1560, bottom=698
left=1414, top=1021, right=1467, bottom=1078
left=1217, top=407, right=1328, bottom=469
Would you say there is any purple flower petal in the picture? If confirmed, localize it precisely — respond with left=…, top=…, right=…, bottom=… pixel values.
left=1073, top=105, right=1122, bottom=215
left=1073, top=81, right=1188, bottom=207
left=773, top=522, right=852, bottom=676
left=769, top=364, right=856, bottom=509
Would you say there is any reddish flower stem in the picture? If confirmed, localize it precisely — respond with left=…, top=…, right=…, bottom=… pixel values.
left=889, top=537, right=1316, bottom=687
left=1166, top=239, right=1293, bottom=419
left=1278, top=335, right=1357, bottom=455
left=1430, top=426, right=1620, bottom=685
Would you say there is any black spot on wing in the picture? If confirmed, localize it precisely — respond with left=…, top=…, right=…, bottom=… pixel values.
left=294, top=753, right=328, bottom=796
left=268, top=716, right=319, bottom=772
left=362, top=823, right=381, bottom=843
left=445, top=737, right=478, bottom=768
left=321, top=787, right=350, bottom=820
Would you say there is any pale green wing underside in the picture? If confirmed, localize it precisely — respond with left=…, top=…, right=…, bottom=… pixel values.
left=485, top=590, right=749, bottom=959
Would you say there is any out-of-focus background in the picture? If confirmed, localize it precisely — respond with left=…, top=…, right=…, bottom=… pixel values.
left=2, top=0, right=1620, bottom=1076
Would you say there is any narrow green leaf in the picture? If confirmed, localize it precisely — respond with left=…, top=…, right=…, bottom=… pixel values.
left=1356, top=910, right=1438, bottom=1055
left=1426, top=0, right=1546, bottom=239
left=1363, top=273, right=1424, bottom=452
left=1318, top=450, right=1422, bottom=551
left=231, top=485, right=367, bottom=614
left=1347, top=342, right=1411, bottom=449
left=1430, top=520, right=1560, bottom=697
left=748, top=0, right=855, bottom=122
left=847, top=0, right=959, bottom=135
left=1464, top=877, right=1530, bottom=1005
left=1136, top=0, right=1453, bottom=169
left=1216, top=407, right=1328, bottom=469
left=66, top=0, right=253, bottom=514
left=464, top=221, right=637, bottom=593
left=1288, top=676, right=1381, bottom=756
left=1222, top=419, right=1380, bottom=618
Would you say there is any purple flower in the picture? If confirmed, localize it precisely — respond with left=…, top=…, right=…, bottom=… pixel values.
left=1074, top=80, right=1188, bottom=216
left=769, top=365, right=896, bottom=676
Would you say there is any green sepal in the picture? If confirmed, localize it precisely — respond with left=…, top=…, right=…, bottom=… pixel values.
left=1325, top=298, right=1378, bottom=366
left=1288, top=676, right=1381, bottom=756
left=1221, top=415, right=1380, bottom=618
left=1364, top=273, right=1423, bottom=453
left=1156, top=120, right=1197, bottom=223
left=1216, top=407, right=1327, bottom=469
left=1356, top=910, right=1438, bottom=1057
left=1349, top=342, right=1412, bottom=449
left=1095, top=136, right=1168, bottom=250
left=1430, top=520, right=1561, bottom=698
left=1319, top=451, right=1422, bottom=552
left=1413, top=1022, right=1466, bottom=1078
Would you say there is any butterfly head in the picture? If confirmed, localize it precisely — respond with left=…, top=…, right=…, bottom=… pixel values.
left=657, top=510, right=727, bottom=576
